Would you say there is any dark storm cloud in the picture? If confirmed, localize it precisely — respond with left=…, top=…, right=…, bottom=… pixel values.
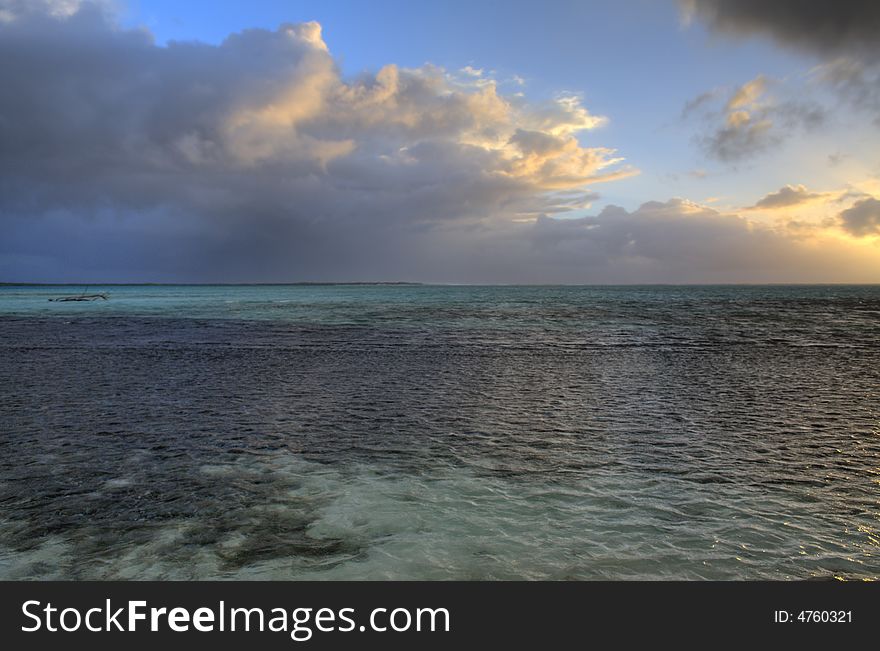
left=681, top=0, right=880, bottom=60
left=0, top=1, right=876, bottom=282
left=0, top=1, right=634, bottom=281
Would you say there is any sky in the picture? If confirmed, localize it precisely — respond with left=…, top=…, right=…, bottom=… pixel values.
left=1, top=0, right=880, bottom=282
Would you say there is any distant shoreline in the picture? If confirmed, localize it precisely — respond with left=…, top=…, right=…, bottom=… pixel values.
left=2, top=282, right=880, bottom=287
left=0, top=282, right=425, bottom=287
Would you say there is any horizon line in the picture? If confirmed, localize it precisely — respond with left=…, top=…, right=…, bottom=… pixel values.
left=3, top=282, right=880, bottom=287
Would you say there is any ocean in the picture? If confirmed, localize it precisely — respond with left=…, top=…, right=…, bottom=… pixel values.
left=0, top=284, right=878, bottom=579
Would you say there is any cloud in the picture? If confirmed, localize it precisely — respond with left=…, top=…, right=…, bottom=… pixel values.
left=725, top=75, right=766, bottom=111
left=812, top=57, right=880, bottom=126
left=685, top=76, right=824, bottom=162
left=680, top=1, right=880, bottom=61
left=0, top=0, right=94, bottom=21
left=682, top=1, right=880, bottom=124
left=681, top=90, right=718, bottom=119
left=0, top=2, right=628, bottom=193
left=507, top=199, right=880, bottom=283
left=0, top=2, right=878, bottom=283
left=0, top=2, right=638, bottom=277
left=750, top=184, right=828, bottom=210
left=700, top=77, right=776, bottom=161
left=838, top=197, right=880, bottom=237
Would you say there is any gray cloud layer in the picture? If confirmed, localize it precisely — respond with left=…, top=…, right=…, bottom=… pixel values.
left=838, top=198, right=880, bottom=237
left=0, top=1, right=877, bottom=282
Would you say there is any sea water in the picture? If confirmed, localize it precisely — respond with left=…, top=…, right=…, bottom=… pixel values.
left=0, top=284, right=878, bottom=579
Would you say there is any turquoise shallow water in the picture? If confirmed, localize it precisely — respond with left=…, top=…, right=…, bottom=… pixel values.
left=0, top=285, right=878, bottom=579
left=3, top=283, right=879, bottom=325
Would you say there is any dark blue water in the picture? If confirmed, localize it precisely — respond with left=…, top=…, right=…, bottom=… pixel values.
left=0, top=285, right=878, bottom=579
